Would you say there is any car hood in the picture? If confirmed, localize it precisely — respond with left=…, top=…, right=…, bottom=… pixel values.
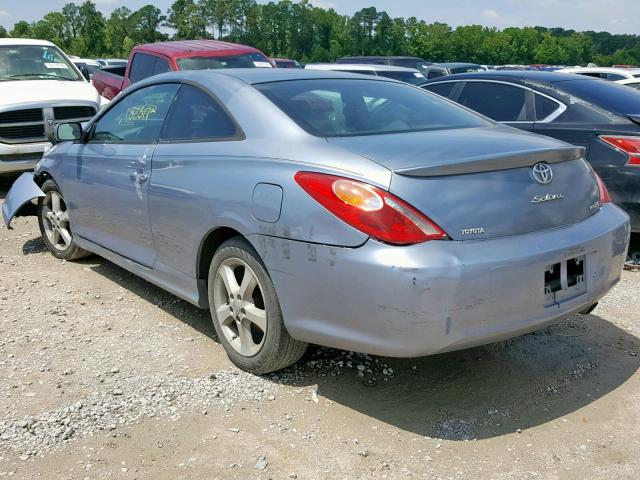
left=0, top=79, right=101, bottom=109
left=326, top=125, right=576, bottom=172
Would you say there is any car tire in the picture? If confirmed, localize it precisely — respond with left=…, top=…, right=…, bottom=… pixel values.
left=37, top=179, right=90, bottom=261
left=208, top=237, right=307, bottom=374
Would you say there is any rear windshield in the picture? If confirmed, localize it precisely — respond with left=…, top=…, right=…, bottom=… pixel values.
left=254, top=78, right=491, bottom=137
left=558, top=78, right=640, bottom=115
left=177, top=53, right=272, bottom=70
left=376, top=70, right=427, bottom=85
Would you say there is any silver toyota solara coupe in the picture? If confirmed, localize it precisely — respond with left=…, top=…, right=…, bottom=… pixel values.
left=3, top=69, right=630, bottom=373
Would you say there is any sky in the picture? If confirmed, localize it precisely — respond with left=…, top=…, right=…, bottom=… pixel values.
left=1, top=0, right=639, bottom=35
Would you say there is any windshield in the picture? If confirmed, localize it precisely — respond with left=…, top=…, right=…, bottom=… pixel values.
left=0, top=45, right=82, bottom=81
left=376, top=70, right=427, bottom=85
left=177, top=53, right=272, bottom=70
left=255, top=78, right=491, bottom=137
left=557, top=78, right=640, bottom=115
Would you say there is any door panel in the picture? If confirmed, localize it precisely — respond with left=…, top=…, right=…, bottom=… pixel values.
left=150, top=84, right=245, bottom=275
left=63, top=83, right=180, bottom=267
left=67, top=142, right=156, bottom=265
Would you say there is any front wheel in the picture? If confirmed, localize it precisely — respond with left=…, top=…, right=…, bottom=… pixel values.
left=208, top=237, right=307, bottom=373
left=37, top=179, right=89, bottom=261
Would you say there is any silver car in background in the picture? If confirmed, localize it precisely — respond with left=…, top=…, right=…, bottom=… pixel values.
left=2, top=69, right=630, bottom=373
left=305, top=63, right=427, bottom=85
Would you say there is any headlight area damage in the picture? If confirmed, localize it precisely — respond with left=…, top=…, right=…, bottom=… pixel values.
left=2, top=172, right=45, bottom=229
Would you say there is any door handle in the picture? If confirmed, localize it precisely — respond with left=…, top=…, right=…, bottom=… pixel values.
left=130, top=172, right=149, bottom=183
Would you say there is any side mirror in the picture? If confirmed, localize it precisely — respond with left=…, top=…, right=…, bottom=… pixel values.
left=51, top=122, right=83, bottom=144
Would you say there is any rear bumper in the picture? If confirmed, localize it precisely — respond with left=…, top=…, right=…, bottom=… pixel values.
left=252, top=203, right=630, bottom=357
left=0, top=142, right=47, bottom=174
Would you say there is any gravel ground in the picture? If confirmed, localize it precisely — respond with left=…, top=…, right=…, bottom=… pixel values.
left=1, top=176, right=640, bottom=479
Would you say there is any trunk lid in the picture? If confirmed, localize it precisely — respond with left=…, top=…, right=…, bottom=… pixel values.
left=328, top=126, right=600, bottom=240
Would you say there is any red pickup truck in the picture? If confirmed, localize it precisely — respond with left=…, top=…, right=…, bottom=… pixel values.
left=93, top=40, right=273, bottom=100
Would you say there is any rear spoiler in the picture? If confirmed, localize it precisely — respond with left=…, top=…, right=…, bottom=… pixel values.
left=394, top=146, right=585, bottom=177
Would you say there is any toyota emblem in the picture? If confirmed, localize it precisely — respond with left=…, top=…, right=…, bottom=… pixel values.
left=532, top=162, right=553, bottom=185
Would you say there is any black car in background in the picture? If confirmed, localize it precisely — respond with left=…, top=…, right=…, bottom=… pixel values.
left=422, top=71, right=640, bottom=233
left=422, top=62, right=485, bottom=79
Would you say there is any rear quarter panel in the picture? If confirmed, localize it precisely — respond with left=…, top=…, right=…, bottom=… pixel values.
left=148, top=138, right=385, bottom=279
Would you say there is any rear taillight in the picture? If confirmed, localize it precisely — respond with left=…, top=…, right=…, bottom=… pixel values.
left=593, top=171, right=612, bottom=204
left=294, top=172, right=447, bottom=245
left=600, top=135, right=640, bottom=166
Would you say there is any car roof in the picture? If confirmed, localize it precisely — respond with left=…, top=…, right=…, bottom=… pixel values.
left=74, top=58, right=100, bottom=66
left=422, top=70, right=601, bottom=84
left=0, top=38, right=55, bottom=47
left=433, top=62, right=481, bottom=68
left=132, top=40, right=262, bottom=59
left=305, top=63, right=420, bottom=73
left=339, top=56, right=425, bottom=60
left=559, top=67, right=640, bottom=75
left=145, top=68, right=401, bottom=87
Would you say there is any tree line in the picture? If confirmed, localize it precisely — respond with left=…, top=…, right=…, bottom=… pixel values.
left=2, top=0, right=640, bottom=66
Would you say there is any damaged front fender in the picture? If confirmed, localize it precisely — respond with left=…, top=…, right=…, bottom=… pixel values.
left=2, top=172, right=45, bottom=229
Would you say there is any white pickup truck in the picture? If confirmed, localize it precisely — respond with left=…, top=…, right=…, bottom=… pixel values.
left=0, top=38, right=106, bottom=174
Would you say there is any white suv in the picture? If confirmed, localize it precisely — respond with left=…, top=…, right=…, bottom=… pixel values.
left=0, top=39, right=106, bottom=174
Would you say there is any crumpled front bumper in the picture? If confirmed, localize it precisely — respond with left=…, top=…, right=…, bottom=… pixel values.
left=252, top=203, right=630, bottom=358
left=2, top=172, right=45, bottom=229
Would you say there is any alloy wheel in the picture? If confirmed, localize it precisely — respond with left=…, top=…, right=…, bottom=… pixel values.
left=213, top=258, right=267, bottom=357
left=41, top=191, right=72, bottom=251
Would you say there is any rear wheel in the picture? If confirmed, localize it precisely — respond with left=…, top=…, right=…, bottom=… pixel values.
left=208, top=237, right=307, bottom=373
left=37, top=179, right=89, bottom=261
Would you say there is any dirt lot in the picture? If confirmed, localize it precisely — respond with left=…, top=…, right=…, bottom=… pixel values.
left=1, top=176, right=639, bottom=480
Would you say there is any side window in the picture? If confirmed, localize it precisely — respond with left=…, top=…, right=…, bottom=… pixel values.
left=424, top=82, right=457, bottom=98
left=457, top=82, right=530, bottom=122
left=129, top=53, right=156, bottom=83
left=161, top=84, right=238, bottom=141
left=606, top=73, right=626, bottom=81
left=534, top=94, right=562, bottom=121
left=427, top=69, right=446, bottom=79
left=579, top=72, right=605, bottom=79
left=91, top=83, right=180, bottom=143
left=153, top=57, right=171, bottom=76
